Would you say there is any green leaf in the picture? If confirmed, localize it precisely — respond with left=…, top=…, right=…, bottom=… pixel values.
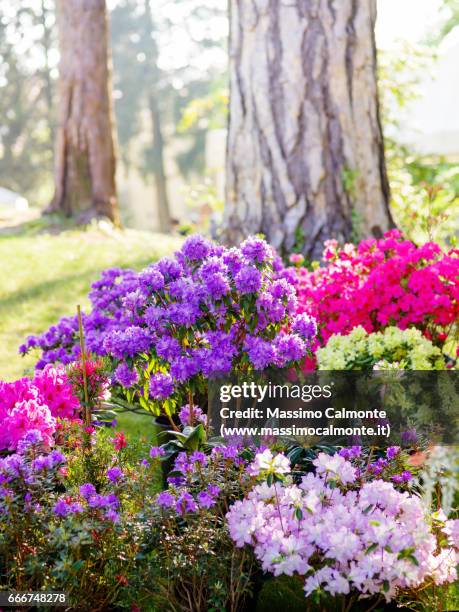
left=365, top=543, right=378, bottom=555
left=287, top=447, right=304, bottom=465
left=183, top=423, right=206, bottom=451
left=166, top=431, right=188, bottom=443
left=384, top=545, right=393, bottom=553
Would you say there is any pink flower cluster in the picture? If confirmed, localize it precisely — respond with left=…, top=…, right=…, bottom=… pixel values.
left=295, top=230, right=459, bottom=346
left=227, top=451, right=459, bottom=602
left=0, top=365, right=80, bottom=451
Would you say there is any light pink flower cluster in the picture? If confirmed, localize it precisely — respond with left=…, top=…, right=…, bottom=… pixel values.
left=295, top=230, right=459, bottom=346
left=0, top=365, right=80, bottom=451
left=227, top=451, right=459, bottom=602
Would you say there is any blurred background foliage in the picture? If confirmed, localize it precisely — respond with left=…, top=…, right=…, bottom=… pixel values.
left=379, top=39, right=459, bottom=246
left=0, top=0, right=458, bottom=244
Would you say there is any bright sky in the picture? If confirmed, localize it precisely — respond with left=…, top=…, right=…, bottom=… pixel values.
left=376, top=0, right=444, bottom=47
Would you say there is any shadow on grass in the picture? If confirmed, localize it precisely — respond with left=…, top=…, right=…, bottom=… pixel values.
left=0, top=257, right=154, bottom=314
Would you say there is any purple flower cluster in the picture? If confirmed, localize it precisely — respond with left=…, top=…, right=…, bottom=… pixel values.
left=149, top=446, right=166, bottom=459
left=149, top=372, right=174, bottom=399
left=54, top=484, right=120, bottom=522
left=155, top=445, right=247, bottom=516
left=32, top=450, right=66, bottom=471
left=21, top=236, right=316, bottom=415
left=178, top=404, right=207, bottom=427
left=0, top=448, right=67, bottom=518
left=114, top=362, right=138, bottom=388
left=107, top=467, right=124, bottom=483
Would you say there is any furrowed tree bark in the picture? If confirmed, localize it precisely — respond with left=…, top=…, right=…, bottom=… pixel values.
left=49, top=0, right=119, bottom=224
left=223, top=0, right=392, bottom=258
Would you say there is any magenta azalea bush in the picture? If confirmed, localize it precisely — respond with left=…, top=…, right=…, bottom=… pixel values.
left=294, top=230, right=459, bottom=347
left=227, top=448, right=459, bottom=605
left=0, top=365, right=80, bottom=451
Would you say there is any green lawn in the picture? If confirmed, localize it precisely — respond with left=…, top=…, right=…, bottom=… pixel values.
left=0, top=217, right=182, bottom=439
left=0, top=217, right=182, bottom=382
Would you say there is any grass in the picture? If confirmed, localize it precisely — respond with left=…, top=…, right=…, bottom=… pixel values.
left=0, top=216, right=182, bottom=440
left=0, top=216, right=182, bottom=382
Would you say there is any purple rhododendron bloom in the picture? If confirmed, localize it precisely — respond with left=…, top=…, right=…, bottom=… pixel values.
left=181, top=235, right=212, bottom=261
left=273, top=333, right=306, bottom=367
left=138, top=266, right=165, bottom=291
left=53, top=499, right=70, bottom=517
left=114, top=362, right=138, bottom=388
left=107, top=467, right=123, bottom=483
left=156, top=491, right=175, bottom=509
left=170, top=356, right=199, bottom=382
left=79, top=483, right=96, bottom=499
left=69, top=502, right=84, bottom=513
left=338, top=446, right=362, bottom=460
left=197, top=491, right=216, bottom=509
left=240, top=236, right=272, bottom=264
left=50, top=450, right=66, bottom=466
left=203, top=272, right=230, bottom=299
left=149, top=446, right=165, bottom=459
left=292, top=313, right=317, bottom=340
left=401, top=428, right=418, bottom=444
left=189, top=451, right=207, bottom=465
left=244, top=336, right=275, bottom=370
left=149, top=373, right=174, bottom=400
left=32, top=455, right=53, bottom=471
left=178, top=404, right=207, bottom=427
left=234, top=266, right=262, bottom=294
left=105, top=509, right=120, bottom=522
left=176, top=492, right=197, bottom=515
left=386, top=446, right=401, bottom=460
left=156, top=336, right=181, bottom=361
left=207, top=484, right=221, bottom=496
left=157, top=257, right=182, bottom=280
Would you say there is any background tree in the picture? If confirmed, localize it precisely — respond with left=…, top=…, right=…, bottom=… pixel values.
left=110, top=0, right=227, bottom=229
left=223, top=0, right=393, bottom=258
left=432, top=0, right=459, bottom=42
left=49, top=0, right=119, bottom=224
left=0, top=0, right=56, bottom=203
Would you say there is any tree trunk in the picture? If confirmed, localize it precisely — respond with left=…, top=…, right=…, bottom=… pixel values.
left=144, top=0, right=171, bottom=233
left=223, top=0, right=392, bottom=258
left=49, top=0, right=119, bottom=224
left=149, top=94, right=172, bottom=232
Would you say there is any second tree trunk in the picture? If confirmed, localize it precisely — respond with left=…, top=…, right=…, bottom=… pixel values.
left=224, top=0, right=392, bottom=258
left=50, top=0, right=119, bottom=224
